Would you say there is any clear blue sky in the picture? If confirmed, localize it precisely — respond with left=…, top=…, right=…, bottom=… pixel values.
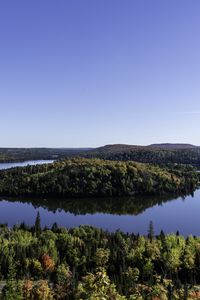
left=1, top=0, right=200, bottom=147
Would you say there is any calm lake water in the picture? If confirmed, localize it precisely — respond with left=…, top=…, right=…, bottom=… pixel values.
left=0, top=161, right=200, bottom=236
left=0, top=160, right=54, bottom=170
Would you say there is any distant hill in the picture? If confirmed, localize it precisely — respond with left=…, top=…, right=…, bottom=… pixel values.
left=148, top=143, right=197, bottom=150
left=79, top=143, right=200, bottom=168
left=91, top=144, right=142, bottom=153
left=87, top=143, right=199, bottom=154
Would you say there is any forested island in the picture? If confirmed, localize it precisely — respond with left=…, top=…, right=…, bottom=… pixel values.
left=0, top=220, right=200, bottom=299
left=0, top=158, right=199, bottom=197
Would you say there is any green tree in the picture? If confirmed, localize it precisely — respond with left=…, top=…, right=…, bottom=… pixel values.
left=148, top=221, right=154, bottom=241
left=94, top=248, right=110, bottom=268
left=35, top=211, right=41, bottom=235
left=75, top=268, right=126, bottom=299
left=3, top=257, right=23, bottom=300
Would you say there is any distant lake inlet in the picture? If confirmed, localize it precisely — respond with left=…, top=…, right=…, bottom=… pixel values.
left=0, top=160, right=54, bottom=170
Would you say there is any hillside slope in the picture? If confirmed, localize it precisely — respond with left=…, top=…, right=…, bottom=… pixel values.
left=81, top=144, right=200, bottom=168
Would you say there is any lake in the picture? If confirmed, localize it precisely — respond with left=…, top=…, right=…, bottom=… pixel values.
left=0, top=160, right=200, bottom=236
left=0, top=160, right=54, bottom=170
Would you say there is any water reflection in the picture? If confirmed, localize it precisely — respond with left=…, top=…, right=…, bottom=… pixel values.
left=2, top=193, right=189, bottom=216
left=0, top=191, right=198, bottom=236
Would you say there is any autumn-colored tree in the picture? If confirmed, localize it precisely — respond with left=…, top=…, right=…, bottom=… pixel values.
left=32, top=280, right=53, bottom=300
left=22, top=280, right=33, bottom=300
left=41, top=254, right=55, bottom=274
left=75, top=268, right=126, bottom=299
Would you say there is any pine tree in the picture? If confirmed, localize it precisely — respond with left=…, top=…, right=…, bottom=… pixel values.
left=148, top=221, right=154, bottom=241
left=3, top=257, right=22, bottom=300
left=35, top=211, right=41, bottom=235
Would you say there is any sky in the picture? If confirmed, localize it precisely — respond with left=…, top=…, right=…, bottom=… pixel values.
left=1, top=0, right=200, bottom=147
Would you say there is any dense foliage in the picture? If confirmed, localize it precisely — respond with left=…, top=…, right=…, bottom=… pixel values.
left=0, top=158, right=198, bottom=197
left=81, top=144, right=200, bottom=169
left=0, top=148, right=86, bottom=163
left=0, top=221, right=200, bottom=299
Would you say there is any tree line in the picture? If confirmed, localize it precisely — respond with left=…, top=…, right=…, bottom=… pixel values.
left=82, top=147, right=200, bottom=169
left=0, top=148, right=79, bottom=163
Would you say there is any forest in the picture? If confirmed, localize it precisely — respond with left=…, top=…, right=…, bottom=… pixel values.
left=0, top=219, right=200, bottom=299
left=81, top=144, right=200, bottom=169
left=1, top=144, right=200, bottom=169
left=0, top=158, right=199, bottom=197
left=0, top=148, right=83, bottom=163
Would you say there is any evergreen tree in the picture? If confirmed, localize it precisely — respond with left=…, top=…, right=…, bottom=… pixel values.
left=3, top=257, right=22, bottom=300
left=148, top=221, right=154, bottom=241
left=35, top=211, right=41, bottom=235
